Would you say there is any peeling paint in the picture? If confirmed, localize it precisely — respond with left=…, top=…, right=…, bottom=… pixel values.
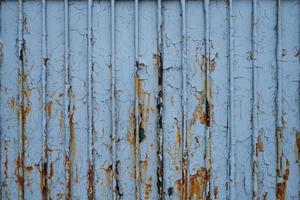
left=88, top=163, right=94, bottom=200
left=176, top=168, right=209, bottom=200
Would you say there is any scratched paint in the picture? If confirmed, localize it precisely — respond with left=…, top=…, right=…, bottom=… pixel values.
left=0, top=0, right=299, bottom=200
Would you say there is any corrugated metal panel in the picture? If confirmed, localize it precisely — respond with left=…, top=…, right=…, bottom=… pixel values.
left=0, top=0, right=299, bottom=199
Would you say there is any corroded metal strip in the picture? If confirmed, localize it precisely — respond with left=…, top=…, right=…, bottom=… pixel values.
left=204, top=0, right=211, bottom=198
left=111, top=0, right=117, bottom=199
left=251, top=0, right=259, bottom=199
left=134, top=0, right=141, bottom=199
left=41, top=0, right=48, bottom=199
left=180, top=0, right=188, bottom=199
left=156, top=0, right=164, bottom=199
left=87, top=0, right=95, bottom=199
left=63, top=0, right=72, bottom=199
left=275, top=1, right=288, bottom=199
left=228, top=0, right=236, bottom=199
left=17, top=0, right=25, bottom=199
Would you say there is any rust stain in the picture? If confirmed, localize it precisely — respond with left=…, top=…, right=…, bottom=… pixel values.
left=144, top=177, right=152, bottom=200
left=70, top=109, right=76, bottom=161
left=3, top=141, right=9, bottom=186
left=15, top=154, right=24, bottom=193
left=214, top=186, right=219, bottom=200
left=25, top=166, right=33, bottom=173
left=65, top=154, right=71, bottom=200
left=21, top=88, right=32, bottom=124
left=262, top=192, right=268, bottom=200
left=103, top=164, right=113, bottom=184
left=189, top=91, right=206, bottom=128
left=49, top=162, right=54, bottom=180
left=46, top=101, right=52, bottom=118
left=60, top=111, right=64, bottom=133
left=256, top=136, right=264, bottom=153
left=140, top=154, right=149, bottom=171
left=276, top=159, right=290, bottom=200
left=39, top=162, right=48, bottom=200
left=276, top=182, right=286, bottom=200
left=127, top=108, right=136, bottom=146
left=135, top=75, right=151, bottom=143
left=194, top=49, right=216, bottom=72
left=175, top=119, right=181, bottom=144
left=176, top=168, right=209, bottom=200
left=296, top=132, right=300, bottom=163
left=88, top=163, right=94, bottom=200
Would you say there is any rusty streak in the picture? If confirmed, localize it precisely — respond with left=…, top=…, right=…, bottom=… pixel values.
left=88, top=162, right=94, bottom=199
left=176, top=168, right=209, bottom=200
left=154, top=52, right=164, bottom=199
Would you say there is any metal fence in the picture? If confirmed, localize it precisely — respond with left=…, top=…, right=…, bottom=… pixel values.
left=0, top=0, right=299, bottom=199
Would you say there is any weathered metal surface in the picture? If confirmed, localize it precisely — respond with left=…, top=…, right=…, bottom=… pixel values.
left=0, top=0, right=299, bottom=199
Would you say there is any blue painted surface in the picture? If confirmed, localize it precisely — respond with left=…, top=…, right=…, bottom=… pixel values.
left=0, top=0, right=299, bottom=199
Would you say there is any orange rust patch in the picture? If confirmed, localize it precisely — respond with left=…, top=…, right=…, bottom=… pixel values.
left=176, top=120, right=181, bottom=144
left=59, top=111, right=64, bottom=133
left=21, top=88, right=32, bottom=124
left=70, top=110, right=76, bottom=161
left=140, top=154, right=149, bottom=171
left=65, top=155, right=71, bottom=200
left=49, top=162, right=54, bottom=180
left=256, top=136, right=264, bottom=153
left=214, top=186, right=219, bottom=200
left=15, top=154, right=25, bottom=193
left=296, top=132, right=300, bottom=156
left=276, top=182, right=286, bottom=200
left=276, top=159, right=289, bottom=200
left=103, top=164, right=113, bottom=183
left=46, top=101, right=52, bottom=118
left=127, top=108, right=136, bottom=146
left=39, top=163, right=47, bottom=200
left=135, top=75, right=151, bottom=143
left=25, top=166, right=33, bottom=173
left=176, top=168, right=209, bottom=200
left=144, top=177, right=152, bottom=200
left=16, top=174, right=24, bottom=192
left=88, top=163, right=94, bottom=199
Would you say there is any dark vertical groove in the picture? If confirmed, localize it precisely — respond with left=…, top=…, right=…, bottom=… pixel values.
left=87, top=0, right=95, bottom=199
left=41, top=0, right=48, bottom=199
left=227, top=0, right=236, bottom=200
left=251, top=0, right=258, bottom=199
left=204, top=0, right=211, bottom=199
left=180, top=0, right=188, bottom=199
left=156, top=0, right=164, bottom=199
left=0, top=1, right=2, bottom=197
left=110, top=0, right=118, bottom=199
left=134, top=1, right=140, bottom=199
left=64, top=0, right=72, bottom=199
left=17, top=0, right=25, bottom=199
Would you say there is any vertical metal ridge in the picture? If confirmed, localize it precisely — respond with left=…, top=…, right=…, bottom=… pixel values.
left=110, top=0, right=117, bottom=199
left=17, top=0, right=25, bottom=199
left=180, top=0, right=188, bottom=199
left=134, top=0, right=140, bottom=199
left=63, top=0, right=72, bottom=199
left=41, top=0, right=48, bottom=199
left=156, top=0, right=164, bottom=199
left=275, top=0, right=283, bottom=186
left=251, top=0, right=259, bottom=199
left=204, top=0, right=211, bottom=198
left=228, top=0, right=236, bottom=200
left=87, top=0, right=95, bottom=199
left=0, top=1, right=2, bottom=196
